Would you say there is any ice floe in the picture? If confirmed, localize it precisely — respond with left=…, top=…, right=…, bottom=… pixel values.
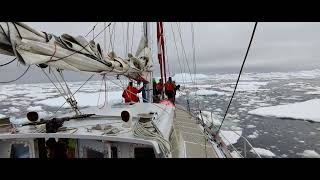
left=27, top=106, right=43, bottom=112
left=173, top=73, right=209, bottom=83
left=190, top=89, right=226, bottom=96
left=248, top=99, right=320, bottom=123
left=297, top=150, right=320, bottom=158
left=8, top=107, right=20, bottom=113
left=36, top=91, right=123, bottom=107
left=250, top=148, right=276, bottom=157
left=220, top=130, right=242, bottom=146
left=246, top=125, right=256, bottom=129
left=247, top=130, right=259, bottom=139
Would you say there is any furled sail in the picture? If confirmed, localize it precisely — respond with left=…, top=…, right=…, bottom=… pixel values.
left=0, top=22, right=152, bottom=82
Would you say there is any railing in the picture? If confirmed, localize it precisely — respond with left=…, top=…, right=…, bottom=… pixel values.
left=178, top=106, right=261, bottom=158
left=204, top=110, right=261, bottom=158
left=217, top=129, right=261, bottom=158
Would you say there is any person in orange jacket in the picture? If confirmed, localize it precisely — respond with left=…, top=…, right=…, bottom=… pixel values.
left=122, top=82, right=144, bottom=103
left=165, top=77, right=175, bottom=104
left=156, top=79, right=164, bottom=97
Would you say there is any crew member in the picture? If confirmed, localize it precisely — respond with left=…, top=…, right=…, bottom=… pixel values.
left=156, top=79, right=164, bottom=97
left=122, top=82, right=144, bottom=103
left=165, top=77, right=175, bottom=103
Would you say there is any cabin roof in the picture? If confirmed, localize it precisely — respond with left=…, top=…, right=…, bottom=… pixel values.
left=0, top=103, right=175, bottom=154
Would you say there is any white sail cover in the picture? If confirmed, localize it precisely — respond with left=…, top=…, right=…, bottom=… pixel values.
left=0, top=22, right=152, bottom=81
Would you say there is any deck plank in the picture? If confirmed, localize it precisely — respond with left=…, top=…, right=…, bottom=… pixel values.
left=173, top=105, right=218, bottom=158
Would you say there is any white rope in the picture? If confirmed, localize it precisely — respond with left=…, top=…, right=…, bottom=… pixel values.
left=133, top=120, right=171, bottom=157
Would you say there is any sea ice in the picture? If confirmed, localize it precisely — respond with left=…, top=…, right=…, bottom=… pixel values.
left=248, top=99, right=320, bottom=122
left=297, top=150, right=320, bottom=158
left=36, top=91, right=123, bottom=107
left=247, top=130, right=259, bottom=139
left=190, top=89, right=226, bottom=96
left=250, top=148, right=276, bottom=157
left=8, top=107, right=20, bottom=113
left=27, top=106, right=43, bottom=112
left=220, top=130, right=242, bottom=146
left=172, top=73, right=209, bottom=83
left=246, top=125, right=256, bottom=129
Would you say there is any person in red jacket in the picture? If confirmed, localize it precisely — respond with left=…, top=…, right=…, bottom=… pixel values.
left=156, top=79, right=163, bottom=97
left=122, top=82, right=144, bottom=103
left=165, top=77, right=175, bottom=104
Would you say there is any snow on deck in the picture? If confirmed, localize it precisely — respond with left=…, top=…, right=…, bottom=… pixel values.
left=248, top=99, right=320, bottom=123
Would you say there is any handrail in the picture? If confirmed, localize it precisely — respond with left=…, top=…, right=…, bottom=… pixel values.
left=219, top=128, right=261, bottom=158
left=176, top=106, right=261, bottom=158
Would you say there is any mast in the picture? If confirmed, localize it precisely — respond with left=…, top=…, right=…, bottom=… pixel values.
left=143, top=22, right=153, bottom=103
left=157, top=22, right=167, bottom=99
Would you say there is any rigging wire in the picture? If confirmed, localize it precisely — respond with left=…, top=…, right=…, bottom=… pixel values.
left=190, top=22, right=201, bottom=113
left=85, top=22, right=99, bottom=38
left=131, top=22, right=135, bottom=53
left=216, top=22, right=258, bottom=135
left=163, top=23, right=171, bottom=77
left=177, top=22, right=195, bottom=85
left=0, top=57, right=16, bottom=67
left=0, top=65, right=31, bottom=83
left=53, top=74, right=95, bottom=114
left=170, top=23, right=186, bottom=87
left=126, top=22, right=130, bottom=56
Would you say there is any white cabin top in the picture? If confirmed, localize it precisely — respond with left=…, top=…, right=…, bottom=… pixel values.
left=0, top=102, right=175, bottom=157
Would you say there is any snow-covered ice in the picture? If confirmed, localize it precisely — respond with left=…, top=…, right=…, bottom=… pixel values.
left=8, top=107, right=20, bottom=113
left=199, top=111, right=221, bottom=126
left=190, top=89, right=226, bottom=96
left=251, top=148, right=276, bottom=157
left=305, top=90, right=320, bottom=95
left=27, top=106, right=43, bottom=112
left=230, top=151, right=242, bottom=158
left=246, top=125, right=256, bottom=129
left=173, top=73, right=209, bottom=83
left=248, top=99, right=320, bottom=122
left=36, top=91, right=123, bottom=107
left=220, top=81, right=269, bottom=92
left=247, top=130, right=259, bottom=139
left=281, top=154, right=288, bottom=158
left=297, top=150, right=320, bottom=158
left=220, top=130, right=242, bottom=146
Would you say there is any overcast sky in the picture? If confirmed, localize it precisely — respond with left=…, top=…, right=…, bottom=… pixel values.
left=1, top=22, right=320, bottom=83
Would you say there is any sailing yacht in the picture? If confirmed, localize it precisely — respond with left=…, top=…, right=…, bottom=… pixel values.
left=0, top=22, right=258, bottom=158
